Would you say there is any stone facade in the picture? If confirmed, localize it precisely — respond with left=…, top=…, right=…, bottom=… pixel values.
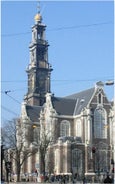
left=17, top=84, right=114, bottom=181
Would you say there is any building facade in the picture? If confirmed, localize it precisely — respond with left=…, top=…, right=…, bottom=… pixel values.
left=15, top=9, right=114, bottom=182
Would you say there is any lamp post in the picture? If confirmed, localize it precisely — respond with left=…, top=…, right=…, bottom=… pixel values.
left=91, top=146, right=96, bottom=179
left=1, top=145, right=5, bottom=181
left=105, top=80, right=114, bottom=86
left=111, top=158, right=114, bottom=173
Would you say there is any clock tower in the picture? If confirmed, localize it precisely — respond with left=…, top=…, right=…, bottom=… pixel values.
left=24, top=11, right=53, bottom=106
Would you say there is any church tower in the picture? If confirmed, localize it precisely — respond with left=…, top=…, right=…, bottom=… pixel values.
left=24, top=9, right=53, bottom=106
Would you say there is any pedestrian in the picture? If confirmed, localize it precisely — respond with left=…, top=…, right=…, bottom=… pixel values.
left=83, top=176, right=86, bottom=184
left=72, top=176, right=76, bottom=183
left=103, top=175, right=113, bottom=183
left=62, top=175, right=66, bottom=184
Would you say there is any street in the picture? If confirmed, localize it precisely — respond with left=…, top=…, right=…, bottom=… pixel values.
left=3, top=182, right=104, bottom=184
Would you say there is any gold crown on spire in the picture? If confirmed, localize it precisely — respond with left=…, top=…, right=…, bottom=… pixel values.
left=34, top=13, right=42, bottom=22
left=34, top=0, right=42, bottom=22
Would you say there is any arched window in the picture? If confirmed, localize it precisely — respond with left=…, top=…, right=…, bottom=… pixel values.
left=94, top=107, right=107, bottom=138
left=60, top=120, right=70, bottom=137
left=76, top=119, right=82, bottom=137
left=98, top=93, right=102, bottom=104
left=97, top=90, right=103, bottom=104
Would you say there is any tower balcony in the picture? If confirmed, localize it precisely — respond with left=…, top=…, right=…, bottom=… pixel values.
left=29, top=39, right=49, bottom=48
left=38, top=39, right=48, bottom=46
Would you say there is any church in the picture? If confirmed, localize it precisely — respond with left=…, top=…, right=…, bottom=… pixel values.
left=15, top=8, right=114, bottom=182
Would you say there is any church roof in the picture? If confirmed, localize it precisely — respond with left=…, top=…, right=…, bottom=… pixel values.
left=26, top=105, right=43, bottom=122
left=52, top=87, right=95, bottom=116
left=66, top=87, right=95, bottom=115
left=65, top=87, right=95, bottom=100
left=52, top=97, right=77, bottom=116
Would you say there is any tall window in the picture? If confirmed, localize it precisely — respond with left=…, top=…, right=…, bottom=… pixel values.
left=95, top=143, right=108, bottom=172
left=97, top=90, right=103, bottom=104
left=94, top=107, right=107, bottom=138
left=76, top=120, right=82, bottom=137
left=98, top=93, right=102, bottom=104
left=60, top=120, right=70, bottom=137
left=72, top=149, right=83, bottom=176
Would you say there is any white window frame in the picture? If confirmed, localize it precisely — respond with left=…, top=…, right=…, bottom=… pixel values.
left=94, top=107, right=107, bottom=138
left=76, top=119, right=82, bottom=137
left=60, top=120, right=70, bottom=137
left=72, top=149, right=83, bottom=175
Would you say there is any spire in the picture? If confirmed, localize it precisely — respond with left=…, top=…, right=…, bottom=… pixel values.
left=25, top=0, right=52, bottom=106
left=34, top=0, right=42, bottom=24
left=37, top=0, right=40, bottom=14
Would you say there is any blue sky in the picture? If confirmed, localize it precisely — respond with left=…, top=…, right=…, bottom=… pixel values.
left=1, top=1, right=114, bottom=123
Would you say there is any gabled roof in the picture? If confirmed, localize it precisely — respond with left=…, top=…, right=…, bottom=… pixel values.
left=65, top=87, right=95, bottom=100
left=65, top=87, right=95, bottom=115
left=52, top=88, right=95, bottom=116
left=26, top=105, right=43, bottom=122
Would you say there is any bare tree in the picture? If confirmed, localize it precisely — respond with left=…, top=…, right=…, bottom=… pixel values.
left=2, top=119, right=17, bottom=148
left=2, top=118, right=38, bottom=182
left=38, top=125, right=54, bottom=180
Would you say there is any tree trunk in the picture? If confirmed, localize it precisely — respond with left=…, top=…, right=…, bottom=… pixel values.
left=40, top=154, right=45, bottom=181
left=17, top=163, right=21, bottom=182
left=43, top=159, right=45, bottom=177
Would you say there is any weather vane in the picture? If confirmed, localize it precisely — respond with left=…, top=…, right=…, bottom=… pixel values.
left=37, top=0, right=40, bottom=14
